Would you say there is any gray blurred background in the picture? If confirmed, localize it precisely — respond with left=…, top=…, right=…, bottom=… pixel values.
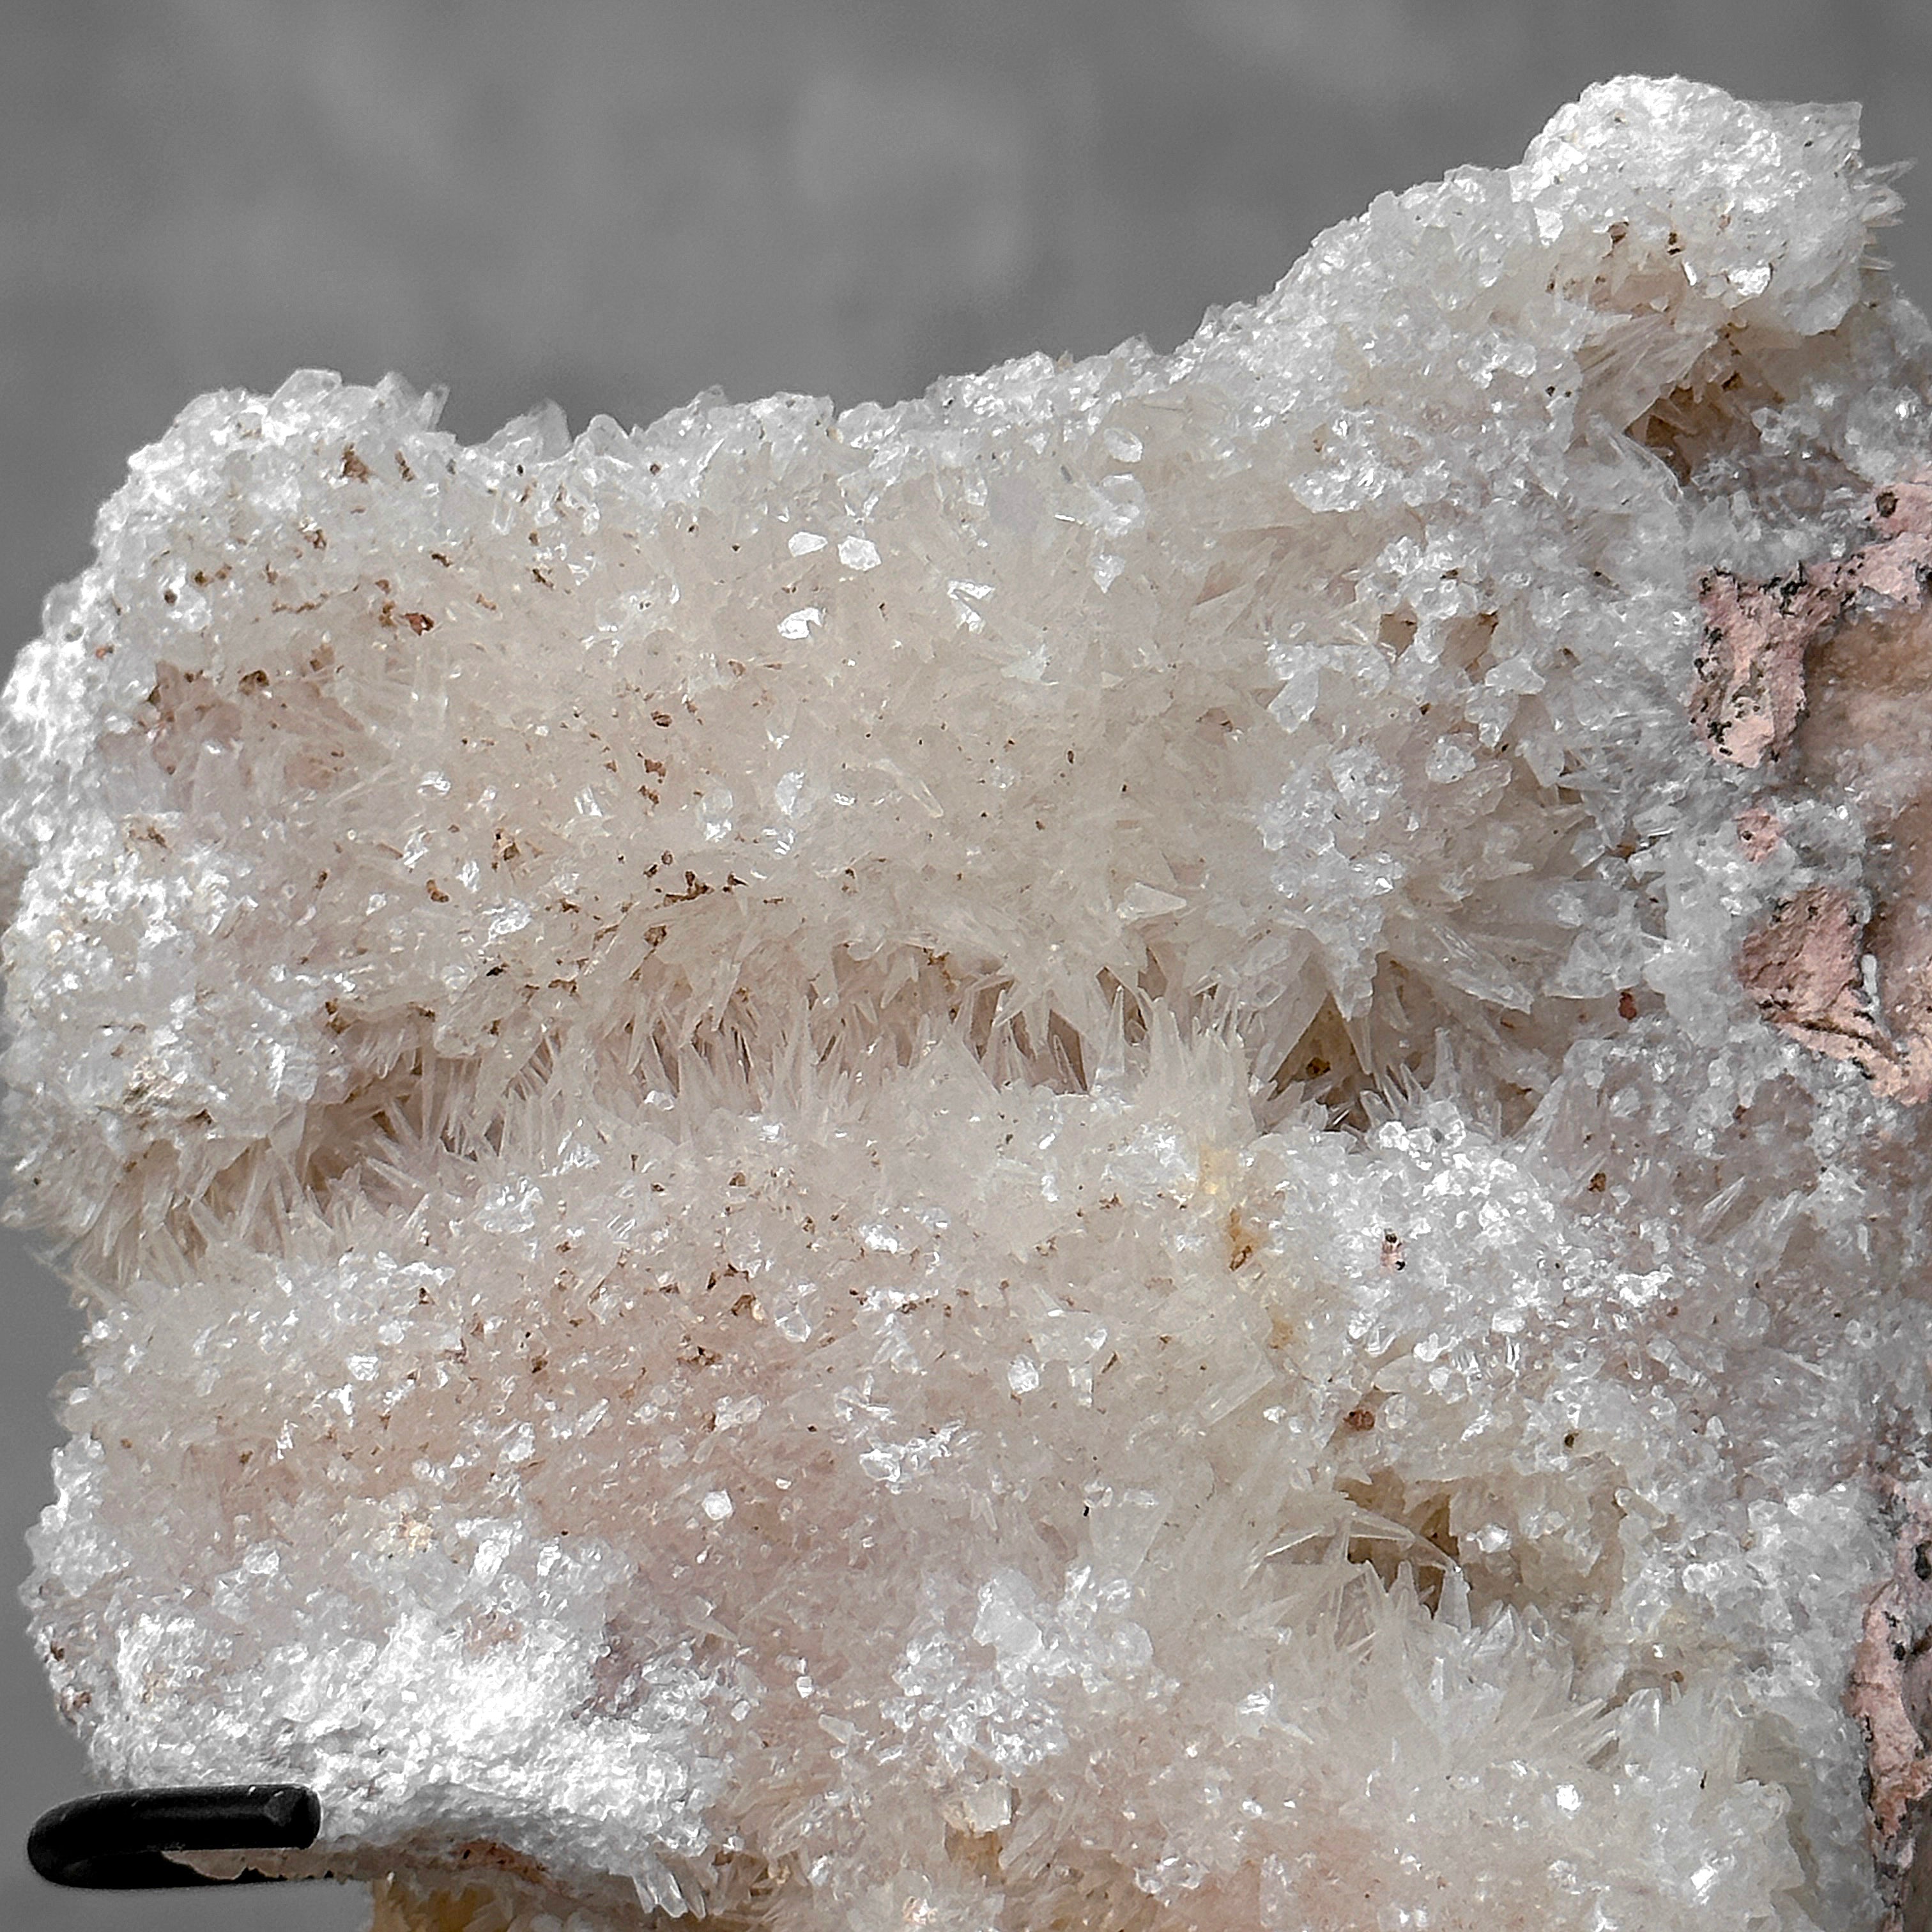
left=5, top=3, right=1931, bottom=1926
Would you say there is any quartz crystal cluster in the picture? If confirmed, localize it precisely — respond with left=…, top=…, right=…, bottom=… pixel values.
left=13, top=75, right=1932, bottom=1932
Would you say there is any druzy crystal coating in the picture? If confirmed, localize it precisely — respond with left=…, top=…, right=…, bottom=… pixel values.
left=10, top=76, right=1932, bottom=1932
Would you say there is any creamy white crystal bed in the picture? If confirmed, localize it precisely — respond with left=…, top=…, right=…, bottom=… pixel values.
left=10, top=73, right=1932, bottom=1932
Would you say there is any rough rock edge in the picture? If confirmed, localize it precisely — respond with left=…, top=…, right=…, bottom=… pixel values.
left=1713, top=481, right=1932, bottom=1102
left=1692, top=480, right=1932, bottom=771
left=1848, top=1498, right=1932, bottom=1932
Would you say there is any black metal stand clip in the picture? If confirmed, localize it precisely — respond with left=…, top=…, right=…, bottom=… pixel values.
left=28, top=1784, right=321, bottom=1889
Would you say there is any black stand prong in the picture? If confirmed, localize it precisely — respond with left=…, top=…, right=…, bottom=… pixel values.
left=27, top=1784, right=321, bottom=1889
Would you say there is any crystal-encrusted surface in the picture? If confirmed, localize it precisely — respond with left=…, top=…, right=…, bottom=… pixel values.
left=9, top=76, right=1932, bottom=1931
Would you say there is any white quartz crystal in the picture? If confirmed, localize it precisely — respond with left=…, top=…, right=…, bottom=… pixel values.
left=13, top=75, right=1932, bottom=1932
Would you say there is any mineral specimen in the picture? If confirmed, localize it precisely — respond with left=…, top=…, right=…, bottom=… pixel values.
left=10, top=73, right=1932, bottom=1932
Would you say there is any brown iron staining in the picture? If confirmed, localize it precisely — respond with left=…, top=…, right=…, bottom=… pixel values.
left=1700, top=480, right=1932, bottom=1103
left=1735, top=804, right=1783, bottom=862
